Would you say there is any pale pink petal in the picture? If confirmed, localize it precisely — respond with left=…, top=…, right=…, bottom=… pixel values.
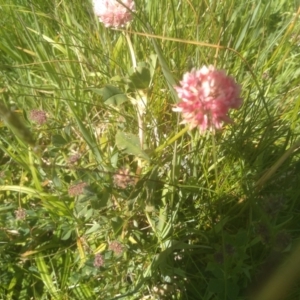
left=174, top=66, right=242, bottom=133
left=92, top=0, right=135, bottom=28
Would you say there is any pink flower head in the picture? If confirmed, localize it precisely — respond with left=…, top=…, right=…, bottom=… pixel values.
left=93, top=0, right=135, bottom=28
left=173, top=65, right=242, bottom=132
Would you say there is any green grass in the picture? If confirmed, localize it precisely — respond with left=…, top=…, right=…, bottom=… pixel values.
left=1, top=0, right=300, bottom=299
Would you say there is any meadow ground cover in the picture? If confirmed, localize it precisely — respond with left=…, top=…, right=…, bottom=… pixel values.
left=0, top=0, right=300, bottom=299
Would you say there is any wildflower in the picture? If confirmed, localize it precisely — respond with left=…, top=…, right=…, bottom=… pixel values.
left=113, top=168, right=135, bottom=189
left=68, top=182, right=87, bottom=196
left=29, top=109, right=47, bottom=125
left=109, top=240, right=123, bottom=255
left=93, top=253, right=104, bottom=267
left=92, top=0, right=135, bottom=28
left=15, top=208, right=26, bottom=220
left=173, top=65, right=242, bottom=132
left=68, top=153, right=81, bottom=164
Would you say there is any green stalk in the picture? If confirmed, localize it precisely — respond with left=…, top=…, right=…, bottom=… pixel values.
left=154, top=126, right=189, bottom=154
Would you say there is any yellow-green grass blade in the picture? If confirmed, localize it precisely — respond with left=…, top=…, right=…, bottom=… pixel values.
left=35, top=253, right=60, bottom=299
left=0, top=185, right=72, bottom=216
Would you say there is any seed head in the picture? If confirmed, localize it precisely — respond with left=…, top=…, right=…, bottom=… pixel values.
left=113, top=168, right=135, bottom=189
left=68, top=182, right=87, bottom=196
left=15, top=208, right=27, bottom=220
left=93, top=253, right=104, bottom=267
left=109, top=241, right=123, bottom=255
left=68, top=153, right=81, bottom=164
left=29, top=109, right=47, bottom=125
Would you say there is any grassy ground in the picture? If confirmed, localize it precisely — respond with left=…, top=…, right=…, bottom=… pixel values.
left=1, top=0, right=300, bottom=299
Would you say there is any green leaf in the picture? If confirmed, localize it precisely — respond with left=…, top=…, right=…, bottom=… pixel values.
left=115, top=131, right=150, bottom=161
left=61, top=229, right=73, bottom=240
left=208, top=279, right=239, bottom=300
left=208, top=279, right=224, bottom=294
left=52, top=134, right=67, bottom=147
left=227, top=281, right=240, bottom=300
left=85, top=223, right=101, bottom=235
left=235, top=229, right=248, bottom=246
left=129, top=62, right=151, bottom=89
left=206, top=262, right=224, bottom=279
left=90, top=85, right=128, bottom=106
left=111, top=216, right=124, bottom=235
left=91, top=190, right=110, bottom=209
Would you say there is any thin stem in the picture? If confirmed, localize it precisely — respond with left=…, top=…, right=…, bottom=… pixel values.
left=154, top=126, right=189, bottom=154
left=211, top=132, right=219, bottom=192
left=124, top=32, right=137, bottom=69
